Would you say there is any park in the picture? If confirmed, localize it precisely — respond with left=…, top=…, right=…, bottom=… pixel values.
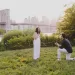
left=0, top=2, right=75, bottom=75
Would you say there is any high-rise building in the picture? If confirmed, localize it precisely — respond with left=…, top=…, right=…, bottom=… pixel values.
left=24, top=18, right=29, bottom=23
left=50, top=19, right=57, bottom=33
left=40, top=16, right=50, bottom=25
left=0, top=9, right=10, bottom=31
left=31, top=16, right=39, bottom=24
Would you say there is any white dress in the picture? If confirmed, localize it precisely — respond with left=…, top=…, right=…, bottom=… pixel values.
left=33, top=33, right=40, bottom=60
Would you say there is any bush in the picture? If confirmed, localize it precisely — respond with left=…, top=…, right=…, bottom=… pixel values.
left=2, top=30, right=23, bottom=49
left=2, top=29, right=61, bottom=50
left=0, top=42, right=5, bottom=51
left=23, top=29, right=34, bottom=36
left=3, top=30, right=23, bottom=41
left=41, top=35, right=61, bottom=47
left=7, top=36, right=33, bottom=50
left=71, top=39, right=75, bottom=46
left=0, top=29, right=6, bottom=35
left=2, top=30, right=33, bottom=50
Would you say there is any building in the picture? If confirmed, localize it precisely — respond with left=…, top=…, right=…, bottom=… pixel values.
left=0, top=9, right=10, bottom=31
left=40, top=16, right=50, bottom=25
left=30, top=16, right=39, bottom=24
left=0, top=9, right=57, bottom=33
left=50, top=19, right=57, bottom=33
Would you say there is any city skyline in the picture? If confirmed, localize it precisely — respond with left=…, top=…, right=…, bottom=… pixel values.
left=0, top=0, right=75, bottom=22
left=0, top=9, right=56, bottom=33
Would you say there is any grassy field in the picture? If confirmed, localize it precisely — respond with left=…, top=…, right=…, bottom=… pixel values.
left=0, top=47, right=75, bottom=75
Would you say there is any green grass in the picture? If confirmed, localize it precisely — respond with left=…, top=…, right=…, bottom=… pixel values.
left=0, top=47, right=75, bottom=75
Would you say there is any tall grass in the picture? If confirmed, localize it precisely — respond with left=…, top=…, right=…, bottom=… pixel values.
left=0, top=47, right=75, bottom=75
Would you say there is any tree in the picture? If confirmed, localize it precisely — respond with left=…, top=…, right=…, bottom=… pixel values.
left=57, top=3, right=75, bottom=39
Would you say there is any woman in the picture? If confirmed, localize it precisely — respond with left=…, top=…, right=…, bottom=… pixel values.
left=33, top=27, right=41, bottom=60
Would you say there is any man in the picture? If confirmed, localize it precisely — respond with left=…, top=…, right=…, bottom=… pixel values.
left=55, top=33, right=75, bottom=61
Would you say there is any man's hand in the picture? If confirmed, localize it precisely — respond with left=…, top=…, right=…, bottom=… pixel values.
left=55, top=42, right=60, bottom=47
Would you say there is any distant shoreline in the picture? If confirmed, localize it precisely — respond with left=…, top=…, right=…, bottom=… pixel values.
left=43, top=33, right=53, bottom=36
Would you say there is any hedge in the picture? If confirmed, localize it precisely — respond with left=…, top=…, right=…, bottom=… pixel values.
left=0, top=29, right=6, bottom=35
left=1, top=30, right=61, bottom=50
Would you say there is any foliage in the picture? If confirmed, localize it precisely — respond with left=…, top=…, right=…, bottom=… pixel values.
left=2, top=30, right=23, bottom=49
left=71, top=38, right=75, bottom=46
left=41, top=35, right=61, bottom=47
left=2, top=29, right=61, bottom=50
left=7, top=36, right=33, bottom=50
left=2, top=30, right=23, bottom=43
left=0, top=29, right=6, bottom=35
left=0, top=47, right=75, bottom=75
left=57, top=3, right=75, bottom=39
left=0, top=42, right=5, bottom=51
left=23, top=29, right=34, bottom=36
left=2, top=30, right=33, bottom=50
left=2, top=29, right=75, bottom=50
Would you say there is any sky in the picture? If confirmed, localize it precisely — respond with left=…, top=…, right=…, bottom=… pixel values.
left=0, top=0, right=75, bottom=22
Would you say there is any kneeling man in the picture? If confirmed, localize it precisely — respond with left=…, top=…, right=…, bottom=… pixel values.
left=55, top=33, right=75, bottom=61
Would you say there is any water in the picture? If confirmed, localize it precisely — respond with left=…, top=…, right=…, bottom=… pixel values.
left=43, top=33, right=53, bottom=36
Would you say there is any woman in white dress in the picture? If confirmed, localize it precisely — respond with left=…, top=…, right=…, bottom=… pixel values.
left=33, top=27, right=41, bottom=60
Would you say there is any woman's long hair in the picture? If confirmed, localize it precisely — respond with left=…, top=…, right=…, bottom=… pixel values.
left=35, top=27, right=40, bottom=34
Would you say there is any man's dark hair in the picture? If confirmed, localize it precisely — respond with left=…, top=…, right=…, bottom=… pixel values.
left=62, top=33, right=66, bottom=38
left=35, top=27, right=40, bottom=34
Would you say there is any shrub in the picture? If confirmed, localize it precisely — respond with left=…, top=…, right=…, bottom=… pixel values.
left=2, top=30, right=33, bottom=50
left=0, top=29, right=6, bottom=35
left=7, top=36, right=33, bottom=50
left=23, top=29, right=34, bottom=36
left=0, top=42, right=5, bottom=51
left=2, top=30, right=23, bottom=49
left=2, top=29, right=61, bottom=50
left=41, top=35, right=61, bottom=47
left=71, top=39, right=75, bottom=46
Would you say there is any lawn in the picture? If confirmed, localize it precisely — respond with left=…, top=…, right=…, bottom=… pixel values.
left=0, top=47, right=75, bottom=75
